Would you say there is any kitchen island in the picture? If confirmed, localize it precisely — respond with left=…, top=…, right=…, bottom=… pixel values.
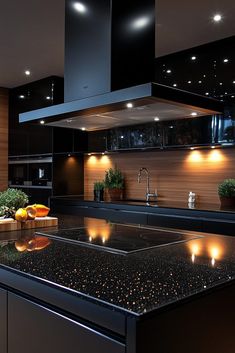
left=0, top=214, right=235, bottom=353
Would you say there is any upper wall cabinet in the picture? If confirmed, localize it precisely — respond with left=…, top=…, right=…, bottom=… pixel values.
left=9, top=76, right=64, bottom=156
left=164, top=116, right=216, bottom=147
left=53, top=127, right=88, bottom=154
left=106, top=123, right=163, bottom=151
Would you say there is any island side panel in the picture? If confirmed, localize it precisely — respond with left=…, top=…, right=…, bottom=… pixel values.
left=0, top=288, right=7, bottom=353
left=129, top=282, right=235, bottom=353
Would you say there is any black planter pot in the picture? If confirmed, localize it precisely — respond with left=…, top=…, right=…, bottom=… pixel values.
left=94, top=190, right=104, bottom=202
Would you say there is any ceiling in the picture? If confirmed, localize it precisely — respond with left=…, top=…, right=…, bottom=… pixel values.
left=0, top=0, right=235, bottom=88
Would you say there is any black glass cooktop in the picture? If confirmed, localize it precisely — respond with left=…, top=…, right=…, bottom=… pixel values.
left=37, top=223, right=201, bottom=255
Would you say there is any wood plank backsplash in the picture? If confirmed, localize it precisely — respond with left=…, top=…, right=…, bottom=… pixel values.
left=84, top=148, right=235, bottom=205
left=0, top=88, right=8, bottom=191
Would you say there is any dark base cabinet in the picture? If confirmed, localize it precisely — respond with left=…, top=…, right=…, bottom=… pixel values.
left=2, top=282, right=235, bottom=353
left=50, top=198, right=235, bottom=236
left=8, top=293, right=124, bottom=353
left=0, top=289, right=7, bottom=353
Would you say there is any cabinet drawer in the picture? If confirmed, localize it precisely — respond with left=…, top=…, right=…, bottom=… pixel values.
left=8, top=293, right=125, bottom=353
left=148, top=214, right=202, bottom=231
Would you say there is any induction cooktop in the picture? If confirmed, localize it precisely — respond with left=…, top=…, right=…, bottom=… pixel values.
left=37, top=223, right=202, bottom=255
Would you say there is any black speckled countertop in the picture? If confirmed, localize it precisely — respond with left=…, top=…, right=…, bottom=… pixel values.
left=0, top=214, right=235, bottom=316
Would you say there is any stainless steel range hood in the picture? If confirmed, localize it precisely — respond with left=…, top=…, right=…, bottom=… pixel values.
left=19, top=82, right=223, bottom=131
left=19, top=0, right=223, bottom=130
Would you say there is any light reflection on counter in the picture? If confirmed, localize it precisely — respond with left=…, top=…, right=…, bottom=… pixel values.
left=84, top=218, right=112, bottom=243
left=187, top=236, right=227, bottom=266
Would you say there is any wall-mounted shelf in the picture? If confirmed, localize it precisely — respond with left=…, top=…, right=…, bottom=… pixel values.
left=9, top=185, right=52, bottom=190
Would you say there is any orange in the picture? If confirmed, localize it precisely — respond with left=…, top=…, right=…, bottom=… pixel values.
left=15, top=240, right=28, bottom=252
left=15, top=208, right=28, bottom=222
left=25, top=205, right=37, bottom=220
left=33, top=204, right=50, bottom=217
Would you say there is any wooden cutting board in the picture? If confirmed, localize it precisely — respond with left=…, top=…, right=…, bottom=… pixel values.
left=0, top=217, right=58, bottom=231
left=0, top=218, right=21, bottom=232
left=21, top=217, right=58, bottom=229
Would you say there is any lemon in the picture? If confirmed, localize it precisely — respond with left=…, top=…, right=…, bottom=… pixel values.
left=15, top=208, right=28, bottom=222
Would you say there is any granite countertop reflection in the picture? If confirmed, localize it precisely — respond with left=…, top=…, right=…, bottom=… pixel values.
left=0, top=214, right=235, bottom=316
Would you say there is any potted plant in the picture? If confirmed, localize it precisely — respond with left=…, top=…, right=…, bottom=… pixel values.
left=0, top=188, right=29, bottom=218
left=104, top=168, right=124, bottom=201
left=218, top=179, right=235, bottom=207
left=93, top=181, right=105, bottom=202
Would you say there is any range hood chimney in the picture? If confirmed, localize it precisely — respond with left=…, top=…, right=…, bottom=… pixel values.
left=19, top=0, right=223, bottom=129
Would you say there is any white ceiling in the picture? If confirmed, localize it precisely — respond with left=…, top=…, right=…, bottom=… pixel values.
left=0, top=0, right=235, bottom=88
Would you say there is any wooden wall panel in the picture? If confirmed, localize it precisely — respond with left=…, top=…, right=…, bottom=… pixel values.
left=84, top=148, right=235, bottom=205
left=0, top=88, right=8, bottom=191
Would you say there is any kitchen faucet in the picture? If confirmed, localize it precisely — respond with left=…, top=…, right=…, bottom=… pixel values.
left=137, top=167, right=157, bottom=203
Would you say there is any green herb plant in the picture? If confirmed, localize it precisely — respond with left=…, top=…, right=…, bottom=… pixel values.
left=0, top=188, right=29, bottom=217
left=104, top=168, right=124, bottom=190
left=218, top=179, right=235, bottom=198
left=94, top=181, right=105, bottom=191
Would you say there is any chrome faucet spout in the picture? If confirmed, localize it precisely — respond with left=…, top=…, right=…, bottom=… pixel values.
left=137, top=167, right=157, bottom=203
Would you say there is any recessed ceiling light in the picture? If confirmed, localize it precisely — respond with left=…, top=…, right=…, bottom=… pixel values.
left=213, top=14, right=222, bottom=22
left=211, top=146, right=216, bottom=149
left=191, top=56, right=197, bottom=61
left=154, top=117, right=160, bottom=121
left=219, top=82, right=223, bottom=85
left=205, top=92, right=209, bottom=96
left=233, top=81, right=235, bottom=84
left=188, top=81, right=192, bottom=84
left=190, top=147, right=195, bottom=150
left=173, top=83, right=177, bottom=87
left=126, top=102, right=133, bottom=108
left=25, top=70, right=31, bottom=76
left=46, top=96, right=51, bottom=100
left=191, top=112, right=198, bottom=117
left=198, top=80, right=202, bottom=84
left=73, top=2, right=86, bottom=13
left=40, top=120, right=45, bottom=125
left=223, top=58, right=229, bottom=63
left=231, top=96, right=235, bottom=98
left=81, top=127, right=86, bottom=131
left=132, top=16, right=150, bottom=30
left=19, top=95, right=25, bottom=99
left=166, top=69, right=172, bottom=74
